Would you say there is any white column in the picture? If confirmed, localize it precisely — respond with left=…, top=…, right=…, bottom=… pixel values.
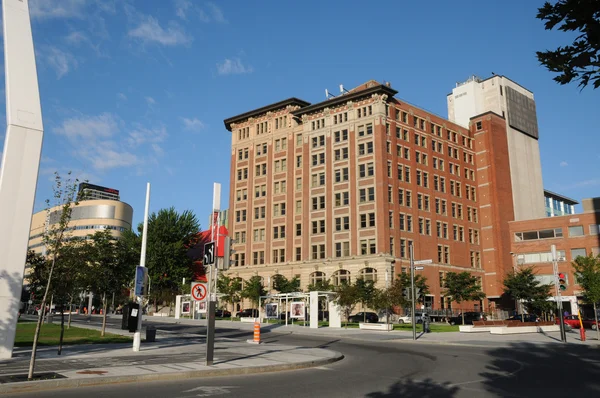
left=0, top=0, right=44, bottom=360
left=175, top=295, right=182, bottom=320
left=133, top=183, right=150, bottom=352
left=309, top=291, right=318, bottom=328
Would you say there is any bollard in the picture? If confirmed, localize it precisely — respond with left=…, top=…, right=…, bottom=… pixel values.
left=247, top=320, right=261, bottom=344
left=580, top=327, right=586, bottom=342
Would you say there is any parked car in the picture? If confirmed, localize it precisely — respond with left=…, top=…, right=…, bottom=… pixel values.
left=557, top=315, right=599, bottom=330
left=397, top=312, right=425, bottom=324
left=348, top=312, right=379, bottom=323
left=448, top=312, right=486, bottom=325
left=215, top=309, right=231, bottom=318
left=506, top=314, right=540, bottom=322
left=236, top=309, right=258, bottom=318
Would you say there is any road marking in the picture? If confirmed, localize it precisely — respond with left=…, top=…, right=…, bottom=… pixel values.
left=180, top=386, right=238, bottom=397
left=314, top=366, right=334, bottom=371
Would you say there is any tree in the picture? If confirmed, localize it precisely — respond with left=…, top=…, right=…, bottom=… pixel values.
left=536, top=0, right=600, bottom=90
left=396, top=273, right=430, bottom=308
left=443, top=272, right=486, bottom=325
left=272, top=275, right=301, bottom=294
left=572, top=253, right=600, bottom=341
left=217, top=273, right=242, bottom=314
left=142, top=207, right=200, bottom=312
left=334, top=282, right=359, bottom=328
left=354, top=278, right=376, bottom=322
left=503, top=267, right=553, bottom=321
left=83, top=230, right=134, bottom=336
left=28, top=172, right=83, bottom=380
left=371, top=279, right=407, bottom=325
left=242, top=275, right=266, bottom=309
left=306, top=278, right=334, bottom=292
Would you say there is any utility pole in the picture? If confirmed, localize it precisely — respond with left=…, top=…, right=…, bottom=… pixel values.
left=410, top=244, right=416, bottom=341
left=552, top=245, right=567, bottom=342
left=206, top=183, right=221, bottom=366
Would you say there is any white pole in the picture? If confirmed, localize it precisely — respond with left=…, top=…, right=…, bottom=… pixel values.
left=0, top=0, right=45, bottom=360
left=133, top=182, right=150, bottom=352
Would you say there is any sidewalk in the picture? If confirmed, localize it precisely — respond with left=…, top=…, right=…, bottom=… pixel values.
left=0, top=330, right=342, bottom=395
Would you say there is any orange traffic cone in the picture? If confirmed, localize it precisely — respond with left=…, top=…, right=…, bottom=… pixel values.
left=247, top=321, right=261, bottom=344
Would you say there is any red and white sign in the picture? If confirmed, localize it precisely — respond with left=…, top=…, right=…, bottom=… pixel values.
left=191, top=282, right=207, bottom=301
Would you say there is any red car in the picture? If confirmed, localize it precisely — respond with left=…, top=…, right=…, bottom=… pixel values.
left=556, top=315, right=599, bottom=330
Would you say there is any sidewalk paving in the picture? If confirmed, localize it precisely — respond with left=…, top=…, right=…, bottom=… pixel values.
left=0, top=324, right=343, bottom=395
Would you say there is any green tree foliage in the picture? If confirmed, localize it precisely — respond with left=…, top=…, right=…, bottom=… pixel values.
left=572, top=253, right=600, bottom=341
left=536, top=0, right=600, bottom=89
left=272, top=274, right=301, bottom=294
left=141, top=207, right=200, bottom=310
left=443, top=272, right=486, bottom=325
left=28, top=172, right=83, bottom=380
left=83, top=230, right=136, bottom=336
left=354, top=278, right=376, bottom=322
left=217, top=273, right=242, bottom=313
left=503, top=266, right=553, bottom=320
left=306, top=278, right=334, bottom=292
left=334, top=282, right=359, bottom=328
left=371, top=279, right=407, bottom=324
left=242, top=275, right=266, bottom=308
left=397, top=273, right=430, bottom=305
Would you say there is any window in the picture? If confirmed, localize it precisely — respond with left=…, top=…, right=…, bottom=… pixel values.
left=311, top=172, right=325, bottom=187
left=312, top=135, right=325, bottom=148
left=359, top=187, right=375, bottom=202
left=312, top=196, right=325, bottom=210
left=358, top=142, right=374, bottom=155
left=312, top=244, right=326, bottom=260
left=237, top=168, right=248, bottom=181
left=253, top=228, right=265, bottom=242
left=254, top=206, right=266, bottom=219
left=296, top=134, right=303, bottom=146
left=335, top=191, right=350, bottom=206
left=274, top=138, right=287, bottom=151
left=256, top=142, right=268, bottom=156
left=335, top=242, right=350, bottom=258
left=274, top=159, right=287, bottom=172
left=335, top=216, right=350, bottom=231
left=359, top=163, right=375, bottom=178
left=296, top=223, right=302, bottom=236
left=571, top=248, right=586, bottom=260
left=360, top=268, right=377, bottom=282
left=335, top=167, right=349, bottom=182
left=273, top=203, right=286, bottom=216
left=296, top=247, right=302, bottom=261
left=360, top=213, right=376, bottom=228
left=334, top=147, right=349, bottom=160
left=398, top=188, right=404, bottom=205
left=296, top=155, right=302, bottom=168
left=235, top=210, right=247, bottom=222
left=360, top=239, right=376, bottom=255
left=405, top=166, right=411, bottom=183
left=273, top=225, right=286, bottom=239
left=253, top=251, right=265, bottom=265
left=333, top=269, right=350, bottom=285
left=406, top=191, right=412, bottom=207
left=476, top=121, right=482, bottom=130
left=569, top=225, right=584, bottom=237
left=590, top=224, right=600, bottom=235
left=514, top=228, right=563, bottom=241
left=272, top=248, right=285, bottom=263
left=312, top=220, right=326, bottom=234
left=312, top=153, right=326, bottom=166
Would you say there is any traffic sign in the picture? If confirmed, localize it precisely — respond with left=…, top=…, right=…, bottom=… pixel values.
left=191, top=282, right=207, bottom=301
left=204, top=241, right=215, bottom=265
left=414, top=259, right=433, bottom=265
left=414, top=266, right=424, bottom=271
left=134, top=266, right=148, bottom=296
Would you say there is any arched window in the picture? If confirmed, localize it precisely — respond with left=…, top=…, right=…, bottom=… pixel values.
left=332, top=269, right=351, bottom=286
left=359, top=268, right=377, bottom=282
left=309, top=271, right=326, bottom=285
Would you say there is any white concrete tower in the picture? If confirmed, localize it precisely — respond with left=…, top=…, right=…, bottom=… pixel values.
left=0, top=0, right=44, bottom=359
left=447, top=75, right=545, bottom=221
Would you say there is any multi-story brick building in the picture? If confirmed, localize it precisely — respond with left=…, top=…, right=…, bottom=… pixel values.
left=222, top=77, right=598, bottom=314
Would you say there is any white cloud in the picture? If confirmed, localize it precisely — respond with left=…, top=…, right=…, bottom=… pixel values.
left=64, top=31, right=107, bottom=57
left=175, top=0, right=192, bottom=20
left=181, top=117, right=205, bottom=132
left=145, top=96, right=156, bottom=105
left=117, top=93, right=127, bottom=101
left=127, top=124, right=168, bottom=147
left=560, top=161, right=568, bottom=167
left=217, top=58, right=253, bottom=75
left=206, top=2, right=226, bottom=23
left=151, top=143, right=164, bottom=157
left=41, top=46, right=79, bottom=79
left=54, top=113, right=119, bottom=140
left=30, top=0, right=87, bottom=20
left=128, top=16, right=192, bottom=46
left=84, top=141, right=140, bottom=170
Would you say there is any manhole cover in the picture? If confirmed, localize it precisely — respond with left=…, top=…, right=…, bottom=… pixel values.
left=76, top=370, right=108, bottom=375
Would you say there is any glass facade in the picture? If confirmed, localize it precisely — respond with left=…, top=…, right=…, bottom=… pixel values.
left=544, top=191, right=577, bottom=217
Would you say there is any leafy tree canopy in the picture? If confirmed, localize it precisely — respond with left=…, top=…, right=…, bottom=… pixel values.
left=536, top=0, right=600, bottom=89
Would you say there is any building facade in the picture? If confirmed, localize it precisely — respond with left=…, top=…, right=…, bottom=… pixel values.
left=448, top=75, right=545, bottom=222
left=544, top=189, right=578, bottom=217
left=509, top=197, right=600, bottom=316
left=28, top=183, right=133, bottom=255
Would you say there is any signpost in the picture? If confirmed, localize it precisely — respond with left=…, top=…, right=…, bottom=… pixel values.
left=205, top=183, right=221, bottom=366
left=409, top=245, right=431, bottom=341
left=191, top=282, right=207, bottom=302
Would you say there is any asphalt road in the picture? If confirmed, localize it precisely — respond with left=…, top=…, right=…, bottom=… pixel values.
left=7, top=316, right=600, bottom=398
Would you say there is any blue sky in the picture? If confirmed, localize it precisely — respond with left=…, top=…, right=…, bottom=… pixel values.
left=0, top=0, right=599, bottom=228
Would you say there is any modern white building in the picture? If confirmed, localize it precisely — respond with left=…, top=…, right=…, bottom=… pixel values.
left=447, top=75, right=545, bottom=221
left=544, top=189, right=578, bottom=217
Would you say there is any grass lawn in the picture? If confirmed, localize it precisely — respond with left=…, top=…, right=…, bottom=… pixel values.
left=14, top=321, right=132, bottom=347
left=392, top=323, right=459, bottom=332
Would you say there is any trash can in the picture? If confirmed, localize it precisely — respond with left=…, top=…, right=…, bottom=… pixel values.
left=46, top=314, right=54, bottom=324
left=121, top=304, right=130, bottom=330
left=146, top=326, right=156, bottom=342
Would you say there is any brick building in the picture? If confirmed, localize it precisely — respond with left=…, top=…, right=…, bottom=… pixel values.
left=222, top=78, right=598, bottom=315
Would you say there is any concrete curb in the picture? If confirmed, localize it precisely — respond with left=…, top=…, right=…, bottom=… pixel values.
left=0, top=351, right=344, bottom=395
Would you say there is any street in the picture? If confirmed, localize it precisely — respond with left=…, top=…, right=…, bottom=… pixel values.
left=5, top=316, right=600, bottom=397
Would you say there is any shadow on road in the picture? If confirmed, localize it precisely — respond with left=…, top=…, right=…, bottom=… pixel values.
left=479, top=342, right=600, bottom=397
left=366, top=378, right=459, bottom=397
